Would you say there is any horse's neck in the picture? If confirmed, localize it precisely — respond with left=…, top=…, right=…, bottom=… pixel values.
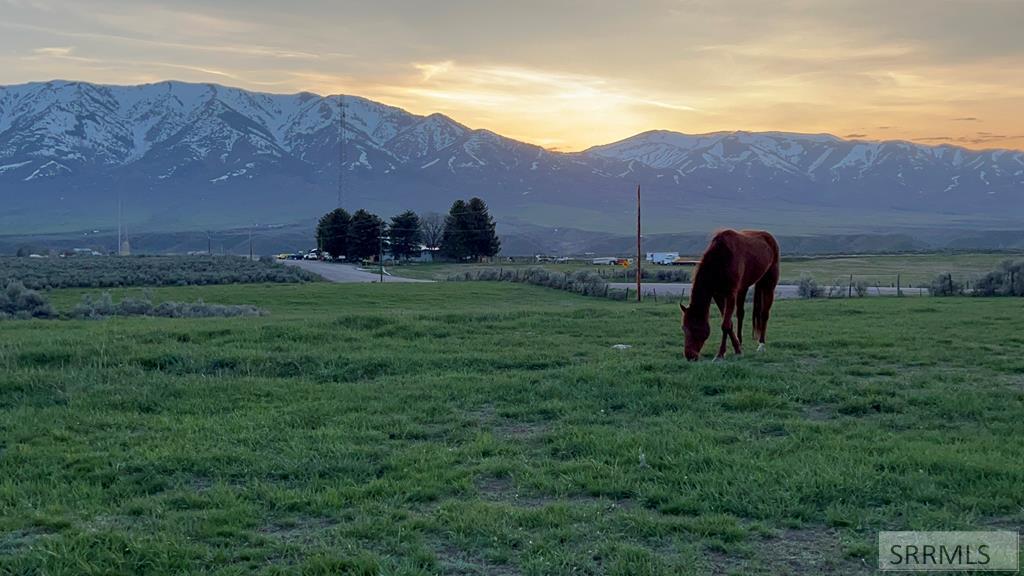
left=689, top=274, right=714, bottom=316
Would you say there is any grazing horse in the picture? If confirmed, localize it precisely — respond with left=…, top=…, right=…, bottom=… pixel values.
left=679, top=230, right=779, bottom=361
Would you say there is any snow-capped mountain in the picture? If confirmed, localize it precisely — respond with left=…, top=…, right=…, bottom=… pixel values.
left=1, top=80, right=1023, bottom=235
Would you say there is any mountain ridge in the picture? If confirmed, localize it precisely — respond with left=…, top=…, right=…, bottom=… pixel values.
left=2, top=79, right=1023, bottom=236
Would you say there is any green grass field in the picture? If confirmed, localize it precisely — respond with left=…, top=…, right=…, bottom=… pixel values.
left=393, top=252, right=1023, bottom=287
left=2, top=283, right=1023, bottom=575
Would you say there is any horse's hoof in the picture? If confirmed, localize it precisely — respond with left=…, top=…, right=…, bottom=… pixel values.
left=713, top=356, right=724, bottom=363
left=757, top=343, right=766, bottom=353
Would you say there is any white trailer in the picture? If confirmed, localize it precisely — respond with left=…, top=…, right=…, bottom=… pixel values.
left=646, top=252, right=679, bottom=265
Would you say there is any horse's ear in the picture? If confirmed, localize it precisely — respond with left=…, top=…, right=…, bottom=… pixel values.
left=679, top=302, right=687, bottom=313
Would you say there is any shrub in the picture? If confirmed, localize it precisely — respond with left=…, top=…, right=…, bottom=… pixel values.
left=797, top=275, right=822, bottom=299
left=611, top=267, right=691, bottom=283
left=447, top=267, right=615, bottom=299
left=70, top=292, right=266, bottom=319
left=0, top=281, right=56, bottom=319
left=853, top=280, right=869, bottom=297
left=929, top=273, right=964, bottom=296
left=826, top=279, right=847, bottom=298
left=971, top=260, right=1024, bottom=297
left=0, top=255, right=320, bottom=290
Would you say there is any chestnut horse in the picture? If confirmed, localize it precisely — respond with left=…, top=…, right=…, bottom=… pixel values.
left=679, top=230, right=779, bottom=361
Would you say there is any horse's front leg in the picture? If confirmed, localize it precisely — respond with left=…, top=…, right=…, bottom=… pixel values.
left=716, top=295, right=739, bottom=360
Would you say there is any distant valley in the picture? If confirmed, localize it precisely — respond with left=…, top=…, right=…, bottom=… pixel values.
left=2, top=80, right=1023, bottom=253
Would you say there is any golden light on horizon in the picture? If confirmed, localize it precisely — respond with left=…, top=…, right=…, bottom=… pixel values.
left=1, top=0, right=1022, bottom=151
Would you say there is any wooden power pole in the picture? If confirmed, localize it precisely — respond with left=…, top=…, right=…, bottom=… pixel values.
left=636, top=184, right=642, bottom=302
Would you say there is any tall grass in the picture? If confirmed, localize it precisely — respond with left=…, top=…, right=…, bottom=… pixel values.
left=1, top=282, right=1022, bottom=574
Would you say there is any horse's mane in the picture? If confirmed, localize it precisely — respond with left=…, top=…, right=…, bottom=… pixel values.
left=688, top=230, right=737, bottom=311
left=693, top=230, right=733, bottom=284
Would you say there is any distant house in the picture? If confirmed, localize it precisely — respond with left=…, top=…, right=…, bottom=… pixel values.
left=410, top=246, right=438, bottom=263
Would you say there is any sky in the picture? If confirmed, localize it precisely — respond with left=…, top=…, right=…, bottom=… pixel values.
left=2, top=0, right=1023, bottom=151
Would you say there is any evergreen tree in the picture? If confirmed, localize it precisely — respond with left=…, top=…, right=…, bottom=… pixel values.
left=441, top=200, right=471, bottom=260
left=466, top=197, right=501, bottom=259
left=347, top=209, right=385, bottom=261
left=389, top=210, right=422, bottom=260
left=315, top=208, right=351, bottom=259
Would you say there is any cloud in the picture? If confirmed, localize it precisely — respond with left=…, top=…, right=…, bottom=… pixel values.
left=1, top=20, right=340, bottom=60
left=356, top=61, right=699, bottom=148
left=33, top=46, right=73, bottom=57
left=1, top=0, right=1022, bottom=151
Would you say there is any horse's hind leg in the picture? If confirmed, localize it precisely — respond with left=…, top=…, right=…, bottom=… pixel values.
left=752, top=287, right=763, bottom=344
left=736, top=288, right=748, bottom=346
left=755, top=266, right=779, bottom=352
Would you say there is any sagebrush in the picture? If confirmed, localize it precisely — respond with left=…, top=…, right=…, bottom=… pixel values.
left=0, top=255, right=320, bottom=289
left=930, top=272, right=965, bottom=296
left=448, top=267, right=628, bottom=299
left=971, top=260, right=1024, bottom=297
left=0, top=281, right=55, bottom=319
left=797, top=274, right=823, bottom=298
left=70, top=291, right=266, bottom=319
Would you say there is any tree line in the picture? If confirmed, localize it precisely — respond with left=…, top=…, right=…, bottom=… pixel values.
left=316, top=197, right=501, bottom=261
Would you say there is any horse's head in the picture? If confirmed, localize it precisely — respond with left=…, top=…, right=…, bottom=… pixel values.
left=679, top=302, right=710, bottom=361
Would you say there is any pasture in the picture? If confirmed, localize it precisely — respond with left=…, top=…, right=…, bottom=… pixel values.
left=2, top=282, right=1023, bottom=575
left=391, top=252, right=1023, bottom=286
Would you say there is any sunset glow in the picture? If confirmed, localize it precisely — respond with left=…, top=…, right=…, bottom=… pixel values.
left=2, top=0, right=1022, bottom=151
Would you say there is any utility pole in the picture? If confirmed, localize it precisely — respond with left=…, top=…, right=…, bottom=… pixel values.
left=207, top=231, right=212, bottom=255
left=117, top=198, right=122, bottom=256
left=378, top=223, right=385, bottom=283
left=338, top=95, right=346, bottom=210
left=636, top=184, right=642, bottom=302
left=248, top=226, right=254, bottom=261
